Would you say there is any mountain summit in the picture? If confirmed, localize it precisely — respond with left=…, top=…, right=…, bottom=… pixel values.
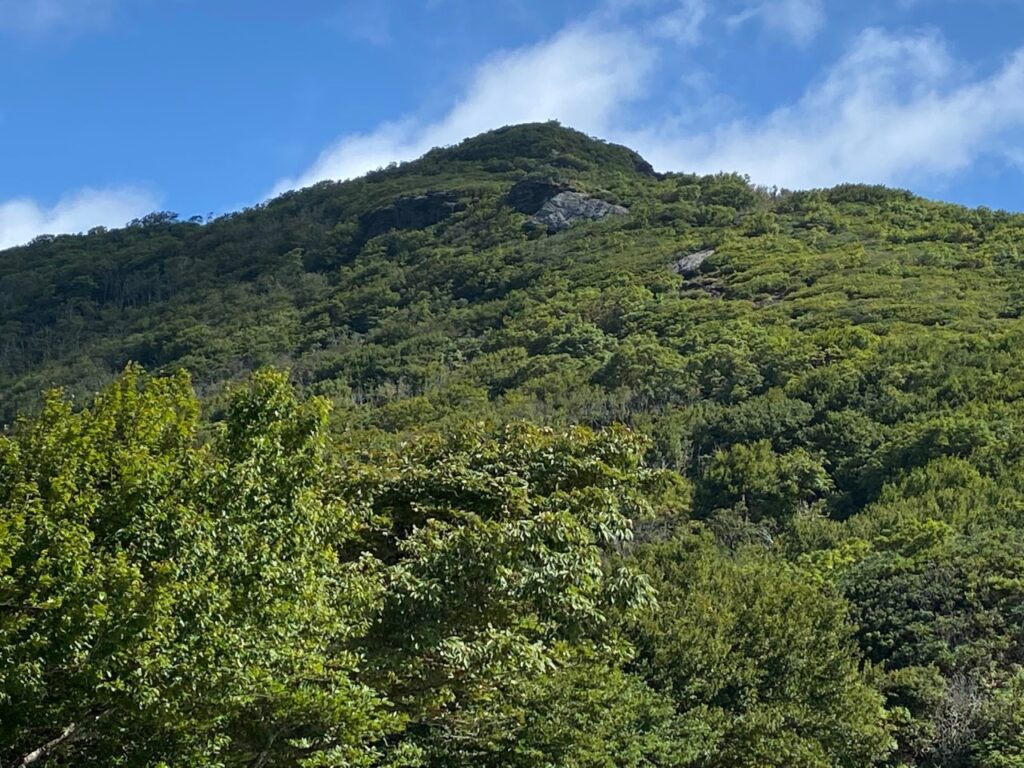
left=419, top=121, right=659, bottom=176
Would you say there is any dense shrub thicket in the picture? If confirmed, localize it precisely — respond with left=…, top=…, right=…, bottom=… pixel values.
left=4, top=123, right=1024, bottom=765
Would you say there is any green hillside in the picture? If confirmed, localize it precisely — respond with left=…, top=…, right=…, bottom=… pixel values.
left=4, top=122, right=1024, bottom=766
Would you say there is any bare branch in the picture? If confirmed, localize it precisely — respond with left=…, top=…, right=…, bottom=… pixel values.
left=20, top=722, right=79, bottom=767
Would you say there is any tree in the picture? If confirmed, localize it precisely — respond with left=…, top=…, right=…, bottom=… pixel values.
left=975, top=671, right=1024, bottom=768
left=408, top=660, right=699, bottom=768
left=628, top=533, right=893, bottom=768
left=341, top=422, right=658, bottom=760
left=0, top=368, right=392, bottom=766
left=0, top=368, right=658, bottom=766
left=697, top=439, right=832, bottom=525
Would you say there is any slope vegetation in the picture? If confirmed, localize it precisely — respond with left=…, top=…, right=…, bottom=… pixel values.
left=4, top=122, right=1024, bottom=766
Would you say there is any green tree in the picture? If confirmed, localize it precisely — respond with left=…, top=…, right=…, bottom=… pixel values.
left=697, top=439, right=832, bottom=525
left=629, top=534, right=893, bottom=768
left=342, top=422, right=658, bottom=759
left=0, top=368, right=658, bottom=766
left=975, top=671, right=1024, bottom=768
left=0, top=367, right=392, bottom=766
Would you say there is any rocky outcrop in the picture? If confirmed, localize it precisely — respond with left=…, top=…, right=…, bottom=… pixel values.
left=674, top=249, right=715, bottom=275
left=529, top=192, right=628, bottom=233
left=506, top=179, right=571, bottom=214
left=360, top=191, right=465, bottom=238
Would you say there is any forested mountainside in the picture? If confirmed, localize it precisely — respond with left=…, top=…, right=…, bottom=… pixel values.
left=4, top=122, right=1024, bottom=766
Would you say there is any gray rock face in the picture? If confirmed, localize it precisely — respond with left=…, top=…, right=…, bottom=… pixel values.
left=529, top=192, right=628, bottom=233
left=506, top=178, right=571, bottom=214
left=674, top=249, right=715, bottom=275
left=360, top=191, right=466, bottom=238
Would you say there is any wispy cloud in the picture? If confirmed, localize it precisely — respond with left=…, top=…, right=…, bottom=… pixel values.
left=648, top=0, right=708, bottom=45
left=270, top=24, right=655, bottom=195
left=0, top=187, right=158, bottom=250
left=269, top=0, right=833, bottom=197
left=274, top=0, right=1024, bottom=202
left=629, top=29, right=1024, bottom=189
left=727, top=0, right=825, bottom=46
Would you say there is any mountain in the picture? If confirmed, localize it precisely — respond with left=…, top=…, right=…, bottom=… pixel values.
left=4, top=122, right=1021, bottom=433
left=0, top=122, right=665, bottom=419
left=5, top=122, right=1024, bottom=765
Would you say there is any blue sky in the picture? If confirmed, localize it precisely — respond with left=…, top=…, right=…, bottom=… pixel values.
left=1, top=0, right=1023, bottom=248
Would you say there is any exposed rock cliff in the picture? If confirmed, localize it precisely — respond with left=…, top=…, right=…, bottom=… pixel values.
left=529, top=191, right=628, bottom=233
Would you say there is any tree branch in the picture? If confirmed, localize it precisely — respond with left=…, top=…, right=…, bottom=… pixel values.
left=19, top=709, right=110, bottom=766
left=19, top=722, right=79, bottom=766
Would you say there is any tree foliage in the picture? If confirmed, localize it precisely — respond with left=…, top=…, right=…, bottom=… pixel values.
left=0, top=368, right=656, bottom=766
left=3, top=122, right=1024, bottom=765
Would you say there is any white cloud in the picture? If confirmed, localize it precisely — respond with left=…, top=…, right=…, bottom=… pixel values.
left=270, top=25, right=655, bottom=195
left=272, top=8, right=1024, bottom=200
left=0, top=187, right=158, bottom=250
left=623, top=29, right=1024, bottom=189
left=0, top=0, right=118, bottom=33
left=649, top=0, right=708, bottom=45
left=764, top=0, right=825, bottom=45
left=727, top=0, right=825, bottom=46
